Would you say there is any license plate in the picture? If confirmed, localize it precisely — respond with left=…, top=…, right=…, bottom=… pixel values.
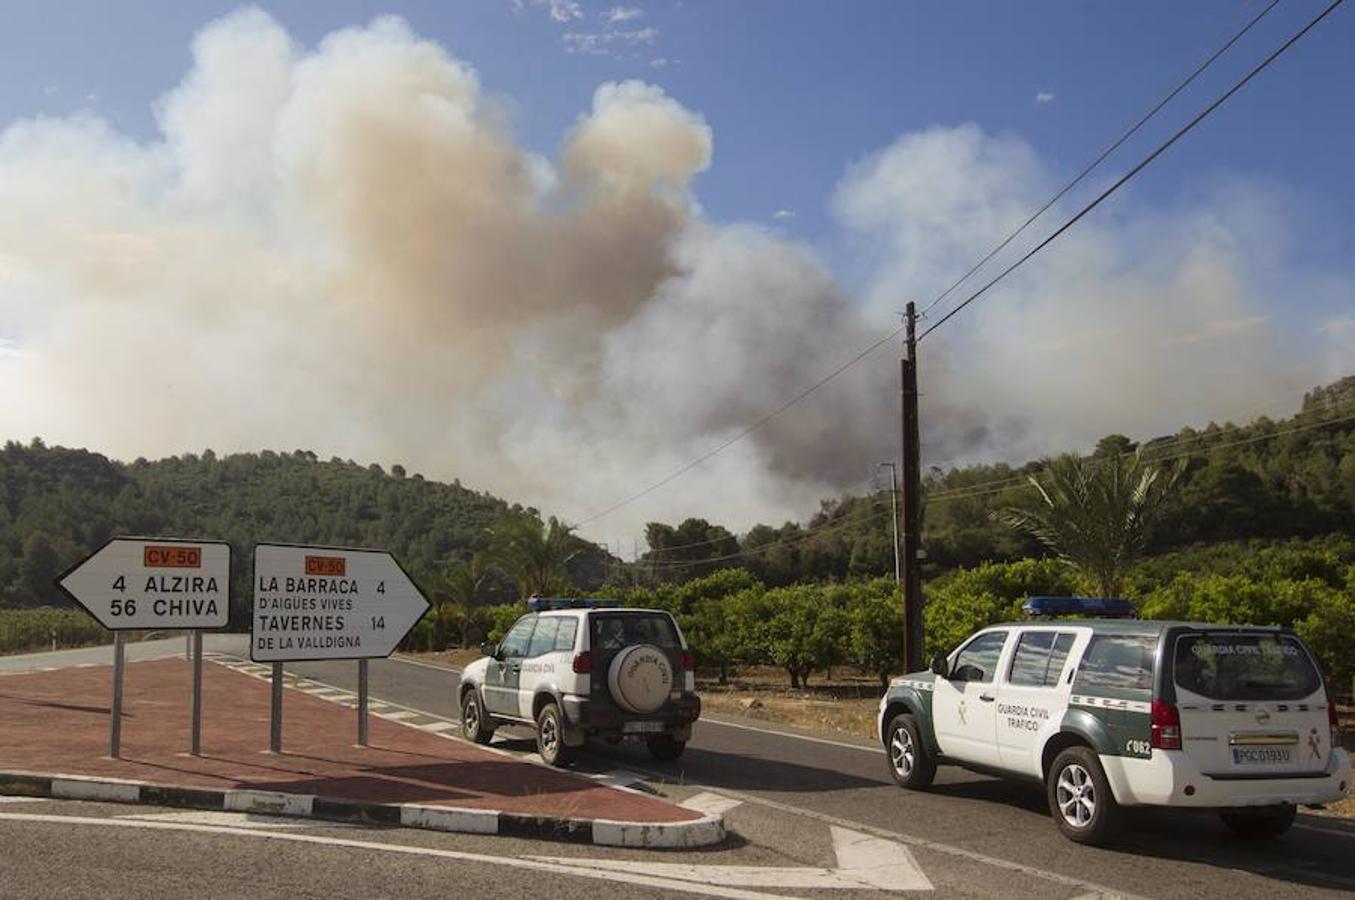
left=1232, top=746, right=1293, bottom=766
left=623, top=721, right=664, bottom=734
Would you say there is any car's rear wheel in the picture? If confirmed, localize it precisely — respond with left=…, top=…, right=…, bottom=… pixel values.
left=885, top=713, right=935, bottom=789
left=461, top=690, right=495, bottom=745
left=1047, top=746, right=1122, bottom=845
left=536, top=702, right=573, bottom=767
left=1220, top=804, right=1296, bottom=839
left=647, top=734, right=686, bottom=761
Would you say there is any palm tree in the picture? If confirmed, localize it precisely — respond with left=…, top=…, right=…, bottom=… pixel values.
left=437, top=556, right=486, bottom=648
left=993, top=451, right=1182, bottom=598
left=484, top=514, right=580, bottom=602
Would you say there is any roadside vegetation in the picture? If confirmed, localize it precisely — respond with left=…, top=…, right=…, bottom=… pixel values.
left=0, top=607, right=105, bottom=655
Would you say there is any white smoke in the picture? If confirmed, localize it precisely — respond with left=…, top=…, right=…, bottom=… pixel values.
left=0, top=10, right=1346, bottom=544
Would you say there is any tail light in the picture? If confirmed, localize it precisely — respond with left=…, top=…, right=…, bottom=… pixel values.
left=681, top=650, right=694, bottom=671
left=1151, top=699, right=1182, bottom=750
left=572, top=651, right=593, bottom=674
left=1330, top=700, right=1342, bottom=749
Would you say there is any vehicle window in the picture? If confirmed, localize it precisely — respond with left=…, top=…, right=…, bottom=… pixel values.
left=591, top=613, right=679, bottom=650
left=1174, top=633, right=1321, bottom=701
left=1009, top=632, right=1054, bottom=686
left=1048, top=633, right=1076, bottom=683
left=497, top=616, right=536, bottom=659
left=1075, top=635, right=1155, bottom=692
left=526, top=617, right=560, bottom=657
left=554, top=618, right=578, bottom=652
left=950, top=631, right=1008, bottom=683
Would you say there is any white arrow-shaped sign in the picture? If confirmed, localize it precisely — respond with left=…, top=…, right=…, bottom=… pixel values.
left=531, top=825, right=933, bottom=893
left=250, top=543, right=429, bottom=662
left=57, top=537, right=231, bottom=630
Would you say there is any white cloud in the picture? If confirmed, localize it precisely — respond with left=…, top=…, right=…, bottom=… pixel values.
left=604, top=5, right=644, bottom=23
left=773, top=209, right=795, bottom=220
left=649, top=57, right=669, bottom=68
left=546, top=0, right=583, bottom=22
left=1036, top=91, right=1055, bottom=104
left=563, top=26, right=659, bottom=55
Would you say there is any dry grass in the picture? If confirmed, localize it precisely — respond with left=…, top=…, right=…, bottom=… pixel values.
left=696, top=666, right=884, bottom=742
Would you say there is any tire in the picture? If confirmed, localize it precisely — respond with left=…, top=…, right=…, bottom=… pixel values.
left=607, top=644, right=674, bottom=715
left=884, top=713, right=936, bottom=789
left=1047, top=746, right=1123, bottom=846
left=536, top=702, right=573, bottom=767
left=647, top=734, right=686, bottom=761
left=1220, top=804, right=1296, bottom=839
left=461, top=689, right=495, bottom=745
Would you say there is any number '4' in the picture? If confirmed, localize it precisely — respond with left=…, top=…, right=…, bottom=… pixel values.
left=377, top=581, right=385, bottom=594
left=112, top=576, right=125, bottom=591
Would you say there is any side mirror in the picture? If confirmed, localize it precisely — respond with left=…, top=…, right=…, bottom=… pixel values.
left=930, top=654, right=949, bottom=677
left=480, top=641, right=499, bottom=659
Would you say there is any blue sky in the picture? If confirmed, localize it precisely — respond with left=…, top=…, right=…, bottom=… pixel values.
left=4, top=0, right=1352, bottom=269
left=0, top=1, right=1351, bottom=535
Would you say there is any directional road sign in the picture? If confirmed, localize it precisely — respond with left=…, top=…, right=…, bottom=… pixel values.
left=251, top=543, right=429, bottom=662
left=57, top=537, right=231, bottom=630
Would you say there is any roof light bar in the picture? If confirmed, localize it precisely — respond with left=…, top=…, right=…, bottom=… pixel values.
left=526, top=596, right=621, bottom=611
left=1022, top=596, right=1136, bottom=618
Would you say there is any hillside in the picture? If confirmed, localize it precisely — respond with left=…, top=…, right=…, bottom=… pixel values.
left=637, top=375, right=1355, bottom=585
left=0, top=445, right=608, bottom=626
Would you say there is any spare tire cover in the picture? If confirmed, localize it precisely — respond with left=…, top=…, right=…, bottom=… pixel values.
left=607, top=644, right=674, bottom=714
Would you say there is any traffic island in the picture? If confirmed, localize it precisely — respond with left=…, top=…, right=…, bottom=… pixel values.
left=0, top=658, right=723, bottom=848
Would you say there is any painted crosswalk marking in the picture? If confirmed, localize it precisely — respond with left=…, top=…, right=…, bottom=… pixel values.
left=681, top=792, right=742, bottom=817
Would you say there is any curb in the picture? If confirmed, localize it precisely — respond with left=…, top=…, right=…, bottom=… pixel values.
left=0, top=770, right=725, bottom=849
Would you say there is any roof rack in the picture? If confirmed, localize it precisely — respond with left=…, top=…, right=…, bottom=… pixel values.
left=526, top=596, right=621, bottom=612
left=1022, top=596, right=1136, bottom=619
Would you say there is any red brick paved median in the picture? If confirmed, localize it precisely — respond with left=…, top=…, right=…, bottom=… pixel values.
left=0, top=658, right=698, bottom=823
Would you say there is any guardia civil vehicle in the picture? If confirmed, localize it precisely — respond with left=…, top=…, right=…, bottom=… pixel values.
left=459, top=598, right=700, bottom=766
left=878, top=597, right=1350, bottom=845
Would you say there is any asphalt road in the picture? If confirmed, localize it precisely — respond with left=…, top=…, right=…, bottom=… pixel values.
left=4, top=640, right=1355, bottom=899
left=277, top=650, right=1355, bottom=899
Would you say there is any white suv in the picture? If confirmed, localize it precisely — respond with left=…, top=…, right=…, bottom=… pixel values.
left=458, top=598, right=700, bottom=766
left=879, top=597, right=1351, bottom=845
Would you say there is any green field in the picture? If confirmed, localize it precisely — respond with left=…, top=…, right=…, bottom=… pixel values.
left=0, top=608, right=106, bottom=656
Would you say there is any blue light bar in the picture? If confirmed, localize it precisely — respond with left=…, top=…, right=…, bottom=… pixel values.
left=526, top=596, right=622, bottom=611
left=1022, top=596, right=1135, bottom=618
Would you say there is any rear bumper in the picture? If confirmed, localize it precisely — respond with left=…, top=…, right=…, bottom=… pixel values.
left=562, top=693, right=701, bottom=737
left=1102, top=747, right=1351, bottom=808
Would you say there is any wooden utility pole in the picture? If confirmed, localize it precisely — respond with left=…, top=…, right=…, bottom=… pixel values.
left=900, top=302, right=925, bottom=671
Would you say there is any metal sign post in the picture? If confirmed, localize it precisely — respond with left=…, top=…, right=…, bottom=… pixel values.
left=250, top=543, right=429, bottom=753
left=270, top=663, right=284, bottom=753
left=357, top=659, right=369, bottom=747
left=109, top=632, right=125, bottom=759
left=190, top=631, right=204, bottom=756
left=57, top=536, right=231, bottom=760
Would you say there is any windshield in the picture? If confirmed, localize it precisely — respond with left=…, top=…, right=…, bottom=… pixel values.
left=1173, top=632, right=1322, bottom=701
left=590, top=613, right=680, bottom=650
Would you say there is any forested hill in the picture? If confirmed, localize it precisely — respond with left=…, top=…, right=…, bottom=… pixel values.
left=641, top=374, right=1355, bottom=585
left=0, top=445, right=607, bottom=621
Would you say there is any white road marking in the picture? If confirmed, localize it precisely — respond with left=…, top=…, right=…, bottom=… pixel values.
left=699, top=717, right=879, bottom=754
left=588, top=770, right=648, bottom=790
left=531, top=824, right=932, bottom=892
left=391, top=655, right=464, bottom=675
left=0, top=797, right=48, bottom=804
left=119, top=811, right=355, bottom=830
left=0, top=813, right=795, bottom=900
left=618, top=761, right=1150, bottom=900
left=378, top=710, right=419, bottom=722
left=681, top=792, right=743, bottom=817
left=419, top=721, right=460, bottom=733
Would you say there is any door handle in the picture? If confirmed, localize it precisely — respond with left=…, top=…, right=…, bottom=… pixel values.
left=978, top=694, right=995, bottom=702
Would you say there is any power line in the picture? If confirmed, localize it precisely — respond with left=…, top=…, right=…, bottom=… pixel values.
left=916, top=0, right=1280, bottom=318
left=919, top=0, right=1346, bottom=340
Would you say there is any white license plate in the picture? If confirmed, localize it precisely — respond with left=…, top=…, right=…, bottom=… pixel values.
left=1232, top=746, right=1293, bottom=766
left=623, top=721, right=664, bottom=734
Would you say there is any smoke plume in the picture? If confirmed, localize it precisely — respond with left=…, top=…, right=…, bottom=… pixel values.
left=1, top=10, right=1346, bottom=543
